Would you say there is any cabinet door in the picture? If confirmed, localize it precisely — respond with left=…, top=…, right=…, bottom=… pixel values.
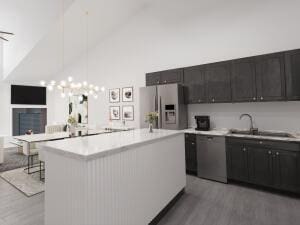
left=248, top=147, right=273, bottom=187
left=146, top=72, right=161, bottom=86
left=273, top=150, right=300, bottom=193
left=160, top=69, right=183, bottom=84
left=231, top=58, right=257, bottom=102
left=185, top=140, right=197, bottom=175
left=183, top=66, right=206, bottom=104
left=255, top=53, right=286, bottom=101
left=226, top=144, right=248, bottom=182
left=285, top=49, right=300, bottom=100
left=205, top=62, right=232, bottom=103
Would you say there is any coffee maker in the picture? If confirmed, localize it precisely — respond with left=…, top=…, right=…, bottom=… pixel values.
left=195, top=116, right=210, bottom=131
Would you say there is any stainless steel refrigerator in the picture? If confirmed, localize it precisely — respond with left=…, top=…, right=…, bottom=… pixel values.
left=139, top=83, right=187, bottom=130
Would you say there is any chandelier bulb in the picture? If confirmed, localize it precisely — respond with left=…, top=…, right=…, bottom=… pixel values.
left=40, top=80, right=46, bottom=87
left=47, top=85, right=54, bottom=91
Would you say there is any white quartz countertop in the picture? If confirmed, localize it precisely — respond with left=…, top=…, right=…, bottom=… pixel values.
left=184, top=128, right=300, bottom=143
left=41, top=129, right=183, bottom=160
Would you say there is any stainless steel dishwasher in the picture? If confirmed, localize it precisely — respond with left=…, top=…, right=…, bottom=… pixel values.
left=197, top=135, right=227, bottom=183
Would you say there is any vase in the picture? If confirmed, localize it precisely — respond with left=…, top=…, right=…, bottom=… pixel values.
left=149, top=123, right=153, bottom=133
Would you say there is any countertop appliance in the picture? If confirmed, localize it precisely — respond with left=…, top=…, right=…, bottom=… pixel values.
left=197, top=135, right=227, bottom=183
left=139, top=83, right=187, bottom=130
left=195, top=116, right=210, bottom=131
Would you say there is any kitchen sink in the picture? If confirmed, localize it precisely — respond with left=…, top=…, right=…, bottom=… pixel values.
left=229, top=129, right=295, bottom=138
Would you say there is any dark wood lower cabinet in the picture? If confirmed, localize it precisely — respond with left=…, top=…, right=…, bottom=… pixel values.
left=248, top=147, right=273, bottom=187
left=226, top=144, right=248, bottom=182
left=226, top=138, right=300, bottom=194
left=273, top=150, right=300, bottom=193
left=185, top=134, right=197, bottom=175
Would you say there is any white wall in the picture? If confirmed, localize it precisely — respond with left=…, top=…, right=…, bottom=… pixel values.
left=50, top=0, right=300, bottom=131
left=188, top=102, right=300, bottom=132
left=0, top=41, right=2, bottom=79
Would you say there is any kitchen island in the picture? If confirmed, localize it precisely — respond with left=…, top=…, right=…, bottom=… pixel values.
left=41, top=129, right=185, bottom=225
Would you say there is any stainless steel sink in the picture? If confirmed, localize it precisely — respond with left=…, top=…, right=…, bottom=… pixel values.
left=229, top=129, right=295, bottom=138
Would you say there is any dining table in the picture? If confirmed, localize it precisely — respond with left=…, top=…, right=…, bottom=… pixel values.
left=13, top=129, right=114, bottom=174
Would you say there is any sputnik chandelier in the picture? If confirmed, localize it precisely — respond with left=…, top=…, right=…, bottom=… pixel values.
left=40, top=77, right=105, bottom=99
left=40, top=2, right=104, bottom=100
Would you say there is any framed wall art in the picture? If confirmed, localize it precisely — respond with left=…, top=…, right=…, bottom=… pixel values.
left=122, top=87, right=133, bottom=102
left=109, top=88, right=120, bottom=103
left=122, top=105, right=134, bottom=121
left=109, top=106, right=120, bottom=120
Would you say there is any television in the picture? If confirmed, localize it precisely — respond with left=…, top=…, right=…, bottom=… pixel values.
left=11, top=85, right=47, bottom=105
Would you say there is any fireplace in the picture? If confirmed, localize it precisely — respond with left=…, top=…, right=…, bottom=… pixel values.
left=12, top=108, right=47, bottom=136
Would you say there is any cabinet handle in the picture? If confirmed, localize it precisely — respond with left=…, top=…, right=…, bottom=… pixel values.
left=268, top=151, right=272, bottom=155
left=259, top=141, right=263, bottom=144
left=191, top=142, right=195, bottom=145
left=212, top=98, right=215, bottom=102
left=164, top=80, right=167, bottom=83
left=198, top=99, right=202, bottom=102
left=157, top=81, right=160, bottom=84
left=260, top=96, right=264, bottom=100
left=243, top=148, right=246, bottom=152
left=253, top=97, right=256, bottom=100
left=276, top=152, right=279, bottom=156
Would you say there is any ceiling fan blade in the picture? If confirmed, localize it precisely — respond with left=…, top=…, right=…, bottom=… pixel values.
left=0, top=36, right=9, bottom=41
left=0, top=31, right=14, bottom=35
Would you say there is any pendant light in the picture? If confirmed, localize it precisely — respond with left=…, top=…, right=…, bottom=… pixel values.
left=40, top=3, right=105, bottom=99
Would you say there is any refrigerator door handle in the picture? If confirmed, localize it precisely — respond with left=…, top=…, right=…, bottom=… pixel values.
left=159, top=96, right=162, bottom=129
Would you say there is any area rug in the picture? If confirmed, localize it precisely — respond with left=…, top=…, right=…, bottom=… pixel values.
left=0, top=167, right=44, bottom=197
left=0, top=149, right=38, bottom=173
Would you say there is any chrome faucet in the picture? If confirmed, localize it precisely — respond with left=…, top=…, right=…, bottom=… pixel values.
left=239, top=114, right=258, bottom=134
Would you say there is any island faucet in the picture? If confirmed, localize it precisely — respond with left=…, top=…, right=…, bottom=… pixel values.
left=239, top=113, right=258, bottom=134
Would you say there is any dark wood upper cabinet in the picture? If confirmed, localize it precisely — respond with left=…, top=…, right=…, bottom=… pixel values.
left=160, top=69, right=183, bottom=84
left=145, top=48, right=300, bottom=103
left=285, top=49, right=300, bottom=100
left=146, top=69, right=183, bottom=86
left=183, top=66, right=206, bottom=104
left=255, top=53, right=286, bottom=101
left=146, top=72, right=161, bottom=86
left=205, top=62, right=232, bottom=103
left=231, top=58, right=257, bottom=102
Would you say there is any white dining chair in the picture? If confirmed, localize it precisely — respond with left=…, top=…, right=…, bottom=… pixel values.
left=45, top=124, right=65, bottom=134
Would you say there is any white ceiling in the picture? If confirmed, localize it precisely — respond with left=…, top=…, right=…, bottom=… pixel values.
left=0, top=0, right=74, bottom=80
left=4, top=0, right=153, bottom=83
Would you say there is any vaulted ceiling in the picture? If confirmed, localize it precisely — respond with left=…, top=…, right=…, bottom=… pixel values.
left=2, top=0, right=152, bottom=83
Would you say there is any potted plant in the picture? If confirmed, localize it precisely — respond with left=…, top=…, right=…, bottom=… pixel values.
left=67, top=116, right=77, bottom=136
left=145, top=112, right=159, bottom=133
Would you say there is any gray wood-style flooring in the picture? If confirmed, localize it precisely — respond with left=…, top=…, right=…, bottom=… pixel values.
left=1, top=175, right=300, bottom=225
left=158, top=176, right=300, bottom=225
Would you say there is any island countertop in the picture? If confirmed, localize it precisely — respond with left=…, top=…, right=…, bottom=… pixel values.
left=41, top=129, right=183, bottom=160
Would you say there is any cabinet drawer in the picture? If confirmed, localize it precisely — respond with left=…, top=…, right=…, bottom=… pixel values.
left=226, top=137, right=300, bottom=152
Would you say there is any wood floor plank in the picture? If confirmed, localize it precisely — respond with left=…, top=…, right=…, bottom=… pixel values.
left=1, top=175, right=300, bottom=225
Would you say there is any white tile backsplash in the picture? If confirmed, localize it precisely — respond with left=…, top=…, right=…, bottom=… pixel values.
left=188, top=101, right=300, bottom=132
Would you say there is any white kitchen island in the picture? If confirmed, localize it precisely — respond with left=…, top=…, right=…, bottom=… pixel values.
left=41, top=129, right=186, bottom=225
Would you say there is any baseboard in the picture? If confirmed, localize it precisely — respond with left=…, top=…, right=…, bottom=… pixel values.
left=149, top=188, right=185, bottom=225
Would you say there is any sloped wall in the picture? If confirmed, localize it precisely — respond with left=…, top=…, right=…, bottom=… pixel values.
left=50, top=0, right=300, bottom=131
